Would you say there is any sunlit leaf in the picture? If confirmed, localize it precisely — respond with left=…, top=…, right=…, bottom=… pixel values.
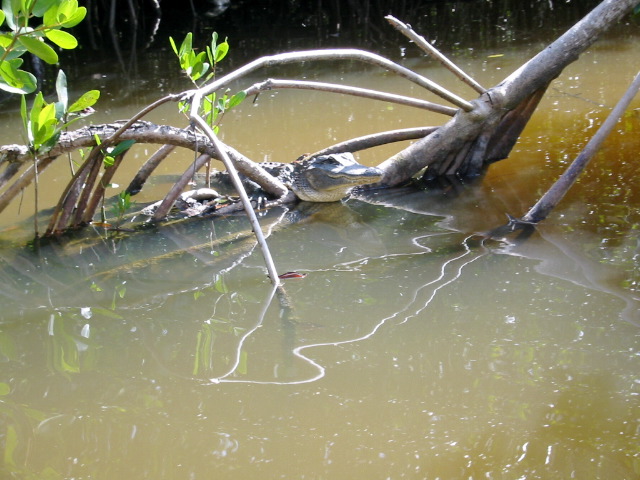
left=0, top=59, right=37, bottom=93
left=45, top=29, right=77, bottom=49
left=169, top=36, right=178, bottom=55
left=179, top=32, right=192, bottom=58
left=40, top=129, right=61, bottom=152
left=3, top=0, right=17, bottom=30
left=42, top=1, right=58, bottom=25
left=214, top=40, right=229, bottom=63
left=58, top=4, right=86, bottom=28
left=19, top=93, right=27, bottom=136
left=17, top=35, right=58, bottom=64
left=68, top=89, right=99, bottom=112
left=0, top=9, right=5, bottom=26
left=0, top=33, right=12, bottom=47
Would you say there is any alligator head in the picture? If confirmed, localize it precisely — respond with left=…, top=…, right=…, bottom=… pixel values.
left=289, top=153, right=383, bottom=202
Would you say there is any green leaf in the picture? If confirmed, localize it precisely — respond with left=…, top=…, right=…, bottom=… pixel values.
left=45, top=0, right=86, bottom=27
left=68, top=89, right=100, bottom=112
left=42, top=1, right=57, bottom=24
left=0, top=59, right=37, bottom=93
left=228, top=91, right=246, bottom=109
left=17, top=35, right=58, bottom=64
left=58, top=6, right=85, bottom=28
left=55, top=69, right=68, bottom=110
left=214, top=40, right=229, bottom=63
left=40, top=129, right=61, bottom=152
left=179, top=32, right=192, bottom=58
left=109, top=139, right=135, bottom=157
left=0, top=9, right=5, bottom=26
left=102, top=155, right=114, bottom=167
left=0, top=33, right=12, bottom=47
left=31, top=0, right=57, bottom=17
left=169, top=36, right=178, bottom=55
left=2, top=0, right=16, bottom=30
left=45, top=29, right=77, bottom=49
left=20, top=93, right=27, bottom=134
left=34, top=102, right=58, bottom=146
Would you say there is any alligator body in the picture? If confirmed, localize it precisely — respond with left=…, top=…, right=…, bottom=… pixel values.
left=142, top=153, right=383, bottom=218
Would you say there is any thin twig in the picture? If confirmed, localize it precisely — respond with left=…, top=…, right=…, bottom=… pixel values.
left=385, top=15, right=486, bottom=94
left=190, top=92, right=282, bottom=285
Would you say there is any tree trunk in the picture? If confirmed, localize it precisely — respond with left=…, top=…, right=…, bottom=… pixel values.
left=378, top=0, right=639, bottom=186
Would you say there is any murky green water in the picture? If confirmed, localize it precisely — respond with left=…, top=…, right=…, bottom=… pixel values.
left=1, top=3, right=639, bottom=479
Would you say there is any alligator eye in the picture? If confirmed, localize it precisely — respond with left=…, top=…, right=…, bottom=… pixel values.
left=316, top=155, right=339, bottom=165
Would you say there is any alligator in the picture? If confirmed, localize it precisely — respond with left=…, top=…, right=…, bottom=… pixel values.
left=141, top=153, right=383, bottom=217
left=248, top=153, right=384, bottom=203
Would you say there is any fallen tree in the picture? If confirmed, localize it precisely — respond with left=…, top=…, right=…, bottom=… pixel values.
left=0, top=0, right=638, bottom=237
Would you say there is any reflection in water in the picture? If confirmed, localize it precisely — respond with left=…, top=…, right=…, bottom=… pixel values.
left=1, top=187, right=638, bottom=478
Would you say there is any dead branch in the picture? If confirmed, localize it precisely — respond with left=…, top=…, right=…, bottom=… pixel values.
left=189, top=99, right=282, bottom=285
left=310, top=127, right=439, bottom=157
left=126, top=144, right=176, bottom=195
left=244, top=78, right=457, bottom=116
left=385, top=15, right=486, bottom=95
left=185, top=48, right=474, bottom=111
left=520, top=70, right=640, bottom=224
left=0, top=122, right=288, bottom=217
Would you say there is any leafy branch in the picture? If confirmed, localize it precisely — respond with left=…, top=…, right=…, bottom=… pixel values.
left=0, top=0, right=86, bottom=94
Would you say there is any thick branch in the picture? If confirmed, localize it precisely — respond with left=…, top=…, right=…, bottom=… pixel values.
left=310, top=127, right=439, bottom=157
left=0, top=121, right=288, bottom=216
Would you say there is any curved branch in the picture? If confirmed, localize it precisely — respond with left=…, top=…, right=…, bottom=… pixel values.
left=187, top=48, right=474, bottom=111
left=310, top=126, right=439, bottom=157
left=244, top=78, right=457, bottom=116
left=0, top=121, right=288, bottom=216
